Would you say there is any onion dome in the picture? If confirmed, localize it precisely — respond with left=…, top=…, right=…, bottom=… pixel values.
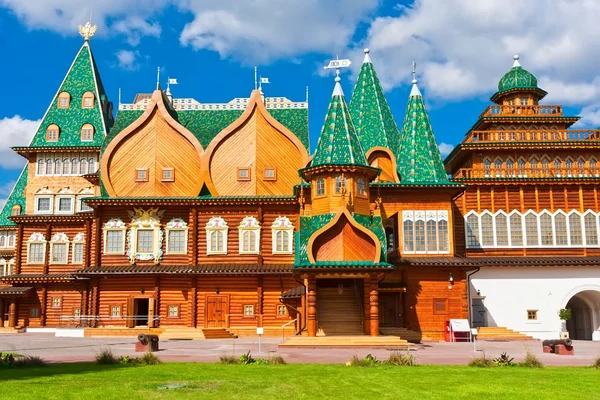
left=497, top=55, right=538, bottom=92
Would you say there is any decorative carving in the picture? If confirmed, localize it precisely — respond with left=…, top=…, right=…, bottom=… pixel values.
left=128, top=208, right=165, bottom=228
left=166, top=217, right=188, bottom=229
left=104, top=218, right=125, bottom=229
left=272, top=216, right=293, bottom=228
left=50, top=233, right=69, bottom=242
left=206, top=216, right=228, bottom=229
left=28, top=233, right=46, bottom=242
left=78, top=22, right=97, bottom=41
left=73, top=232, right=85, bottom=242
left=239, top=216, right=260, bottom=228
left=126, top=208, right=166, bottom=264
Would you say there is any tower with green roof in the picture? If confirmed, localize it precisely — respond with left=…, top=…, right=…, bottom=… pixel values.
left=349, top=48, right=402, bottom=182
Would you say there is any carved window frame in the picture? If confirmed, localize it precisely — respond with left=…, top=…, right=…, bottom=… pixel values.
left=206, top=217, right=228, bottom=255
left=72, top=232, right=85, bottom=264
left=271, top=216, right=294, bottom=255
left=103, top=218, right=127, bottom=255
left=238, top=216, right=261, bottom=255
left=127, top=208, right=165, bottom=264
left=82, top=91, right=95, bottom=109
left=27, top=233, right=47, bottom=265
left=49, top=233, right=70, bottom=265
left=81, top=123, right=95, bottom=142
left=315, top=177, right=326, bottom=197
left=161, top=168, right=175, bottom=182
left=55, top=193, right=75, bottom=215
left=46, top=124, right=60, bottom=142
left=165, top=218, right=188, bottom=255
left=58, top=92, right=71, bottom=109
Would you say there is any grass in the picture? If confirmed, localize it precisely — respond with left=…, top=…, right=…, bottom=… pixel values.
left=0, top=363, right=599, bottom=399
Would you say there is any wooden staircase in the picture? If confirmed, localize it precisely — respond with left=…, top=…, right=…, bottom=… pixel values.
left=160, top=327, right=205, bottom=340
left=316, top=286, right=363, bottom=336
left=380, top=327, right=432, bottom=343
left=202, top=328, right=238, bottom=339
left=0, top=327, right=24, bottom=334
left=477, top=327, right=534, bottom=341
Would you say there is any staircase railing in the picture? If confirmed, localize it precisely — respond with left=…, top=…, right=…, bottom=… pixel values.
left=281, top=318, right=298, bottom=341
left=353, top=280, right=364, bottom=330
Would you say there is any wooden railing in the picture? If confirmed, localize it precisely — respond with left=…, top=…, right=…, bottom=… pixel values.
left=465, top=130, right=600, bottom=143
left=479, top=105, right=562, bottom=118
left=453, top=167, right=600, bottom=179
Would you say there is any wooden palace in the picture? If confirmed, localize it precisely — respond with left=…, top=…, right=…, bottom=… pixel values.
left=2, top=27, right=600, bottom=341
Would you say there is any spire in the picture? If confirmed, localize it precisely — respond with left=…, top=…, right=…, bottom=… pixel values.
left=349, top=49, right=402, bottom=161
left=512, top=54, right=521, bottom=67
left=410, top=61, right=422, bottom=97
left=396, top=71, right=449, bottom=184
left=311, top=73, right=368, bottom=168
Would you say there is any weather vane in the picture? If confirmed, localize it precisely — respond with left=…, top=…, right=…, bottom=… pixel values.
left=324, top=55, right=352, bottom=79
left=412, top=61, right=417, bottom=82
left=79, top=22, right=97, bottom=41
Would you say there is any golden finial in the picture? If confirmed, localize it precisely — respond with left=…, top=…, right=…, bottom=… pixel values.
left=79, top=22, right=97, bottom=42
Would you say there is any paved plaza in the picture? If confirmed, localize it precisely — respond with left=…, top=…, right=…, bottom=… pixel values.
left=1, top=333, right=599, bottom=366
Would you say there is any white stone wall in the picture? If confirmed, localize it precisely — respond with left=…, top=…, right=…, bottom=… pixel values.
left=470, top=266, right=600, bottom=340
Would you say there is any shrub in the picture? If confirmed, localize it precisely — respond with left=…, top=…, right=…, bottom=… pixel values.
left=386, top=350, right=416, bottom=366
left=348, top=354, right=380, bottom=367
left=239, top=351, right=255, bottom=365
left=521, top=352, right=544, bottom=368
left=268, top=355, right=287, bottom=365
left=469, top=354, right=494, bottom=368
left=140, top=352, right=161, bottom=365
left=558, top=308, right=572, bottom=321
left=219, top=355, right=239, bottom=364
left=95, top=348, right=119, bottom=365
left=493, top=352, right=516, bottom=367
left=593, top=356, right=600, bottom=369
left=13, top=356, right=46, bottom=368
left=0, top=353, right=15, bottom=367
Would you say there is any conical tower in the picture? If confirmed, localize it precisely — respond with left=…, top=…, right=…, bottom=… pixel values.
left=396, top=68, right=449, bottom=184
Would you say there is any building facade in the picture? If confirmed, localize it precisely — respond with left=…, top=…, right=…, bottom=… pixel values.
left=1, top=30, right=599, bottom=341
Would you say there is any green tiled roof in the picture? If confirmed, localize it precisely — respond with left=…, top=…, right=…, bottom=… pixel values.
left=498, top=64, right=538, bottom=93
left=294, top=213, right=386, bottom=267
left=29, top=43, right=112, bottom=148
left=311, top=80, right=368, bottom=168
left=397, top=82, right=449, bottom=184
left=0, top=167, right=28, bottom=227
left=349, top=51, right=401, bottom=164
left=295, top=261, right=394, bottom=269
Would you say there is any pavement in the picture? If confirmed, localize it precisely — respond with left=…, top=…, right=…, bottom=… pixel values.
left=1, top=333, right=599, bottom=366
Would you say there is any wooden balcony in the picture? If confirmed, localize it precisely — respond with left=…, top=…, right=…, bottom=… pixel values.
left=453, top=167, right=600, bottom=179
left=479, top=104, right=562, bottom=118
left=465, top=130, right=600, bottom=143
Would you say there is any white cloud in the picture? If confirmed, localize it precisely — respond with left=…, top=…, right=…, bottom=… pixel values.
left=116, top=50, right=140, bottom=71
left=0, top=116, right=40, bottom=169
left=112, top=16, right=161, bottom=46
left=178, top=0, right=379, bottom=64
left=438, top=142, right=454, bottom=157
left=0, top=180, right=16, bottom=210
left=360, top=0, right=600, bottom=113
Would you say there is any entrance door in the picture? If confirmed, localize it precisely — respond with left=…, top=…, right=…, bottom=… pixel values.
left=379, top=293, right=400, bottom=327
left=1, top=300, right=8, bottom=328
left=471, top=298, right=487, bottom=328
left=206, top=295, right=228, bottom=328
left=134, top=299, right=150, bottom=327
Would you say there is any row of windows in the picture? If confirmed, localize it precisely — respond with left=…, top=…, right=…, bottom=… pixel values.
left=26, top=233, right=85, bottom=265
left=34, top=195, right=92, bottom=214
left=0, top=231, right=16, bottom=248
left=102, top=304, right=287, bottom=318
left=36, top=153, right=99, bottom=176
left=315, top=176, right=367, bottom=197
left=402, top=210, right=450, bottom=254
left=237, top=167, right=277, bottom=181
left=57, top=91, right=95, bottom=109
left=465, top=209, right=600, bottom=248
left=483, top=156, right=598, bottom=171
left=0, top=258, right=15, bottom=277
left=45, top=123, right=96, bottom=143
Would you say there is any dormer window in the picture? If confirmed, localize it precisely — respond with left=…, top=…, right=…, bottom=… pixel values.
left=356, top=178, right=366, bottom=196
left=11, top=205, right=21, bottom=216
left=46, top=124, right=60, bottom=142
left=316, top=178, right=326, bottom=196
left=82, top=92, right=95, bottom=108
left=81, top=124, right=94, bottom=142
left=58, top=92, right=71, bottom=108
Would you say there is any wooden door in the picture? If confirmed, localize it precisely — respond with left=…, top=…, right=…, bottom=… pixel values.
left=471, top=299, right=486, bottom=328
left=379, top=293, right=400, bottom=327
left=148, top=298, right=156, bottom=328
left=126, top=297, right=135, bottom=328
left=205, top=295, right=228, bottom=328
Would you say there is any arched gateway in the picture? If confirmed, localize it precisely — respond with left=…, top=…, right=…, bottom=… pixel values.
left=563, top=287, right=600, bottom=341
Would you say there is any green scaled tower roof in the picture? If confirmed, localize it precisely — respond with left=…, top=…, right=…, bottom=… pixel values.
left=497, top=55, right=541, bottom=93
left=0, top=167, right=28, bottom=227
left=397, top=77, right=449, bottom=184
left=311, top=75, right=368, bottom=168
left=28, top=41, right=113, bottom=148
left=349, top=49, right=401, bottom=161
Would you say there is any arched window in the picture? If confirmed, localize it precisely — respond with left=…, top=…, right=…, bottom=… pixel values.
left=238, top=216, right=260, bottom=255
left=46, top=158, right=54, bottom=175
left=541, top=157, right=550, bottom=169
left=483, top=158, right=491, bottom=177
left=539, top=212, right=553, bottom=245
left=88, top=158, right=96, bottom=173
left=334, top=175, right=346, bottom=194
left=554, top=158, right=562, bottom=176
left=480, top=213, right=494, bottom=246
left=403, top=214, right=414, bottom=253
left=529, top=158, right=539, bottom=169
left=510, top=213, right=523, bottom=246
left=494, top=158, right=503, bottom=177
left=518, top=158, right=526, bottom=177
left=506, top=158, right=515, bottom=177
left=82, top=92, right=95, bottom=108
left=0, top=234, right=5, bottom=247
left=206, top=217, right=228, bottom=255
left=584, top=212, right=598, bottom=246
left=80, top=159, right=88, bottom=175
left=591, top=158, right=598, bottom=176
left=465, top=214, right=479, bottom=248
left=356, top=178, right=366, bottom=196
left=37, top=158, right=46, bottom=175
left=565, top=158, right=574, bottom=177
left=569, top=213, right=583, bottom=245
left=11, top=205, right=21, bottom=216
left=577, top=157, right=585, bottom=177
left=63, top=159, right=71, bottom=175
left=58, top=92, right=71, bottom=108
left=554, top=212, right=568, bottom=246
left=72, top=158, right=79, bottom=175
left=414, top=216, right=426, bottom=253
left=426, top=212, right=437, bottom=252
left=271, top=216, right=293, bottom=254
left=55, top=158, right=62, bottom=175
left=525, top=212, right=539, bottom=246
left=81, top=124, right=94, bottom=142
left=46, top=124, right=59, bottom=142
left=495, top=213, right=509, bottom=246
left=316, top=178, right=325, bottom=196
left=437, top=212, right=449, bottom=253
left=7, top=232, right=15, bottom=247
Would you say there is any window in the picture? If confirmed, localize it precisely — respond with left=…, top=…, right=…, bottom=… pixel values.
left=56, top=197, right=74, bottom=214
left=52, top=297, right=62, bottom=308
left=28, top=244, right=45, bottom=264
left=35, top=197, right=52, bottom=214
left=356, top=178, right=366, bottom=196
left=404, top=210, right=450, bottom=254
left=161, top=168, right=174, bottom=182
left=165, top=218, right=188, bottom=255
left=105, top=230, right=124, bottom=254
left=73, top=308, right=81, bottom=317
left=334, top=175, right=347, bottom=194
left=81, top=124, right=94, bottom=142
left=438, top=219, right=449, bottom=252
left=525, top=213, right=539, bottom=246
left=554, top=158, right=562, bottom=176
left=30, top=307, right=41, bottom=318
left=11, top=205, right=20, bottom=217
left=88, top=158, right=96, bottom=173
left=136, top=230, right=154, bottom=254
left=78, top=197, right=93, bottom=212
left=465, top=214, right=480, bottom=248
left=518, top=158, right=526, bottom=177
left=46, top=124, right=59, bottom=142
left=237, top=167, right=251, bottom=181
left=72, top=158, right=79, bottom=175
left=506, top=159, right=515, bottom=176
left=510, top=213, right=523, bottom=246
left=80, top=159, right=88, bottom=175
left=244, top=305, right=254, bottom=316
left=51, top=243, right=67, bottom=264
left=206, top=217, right=229, bottom=255
left=58, top=92, right=70, bottom=108
left=539, top=212, right=554, bottom=245
left=415, top=215, right=425, bottom=252
left=316, top=178, right=325, bottom=196
left=0, top=234, right=5, bottom=248
left=496, top=214, right=509, bottom=246
left=136, top=168, right=148, bottom=182
left=403, top=217, right=414, bottom=252
left=73, top=242, right=84, bottom=264
left=168, top=305, right=180, bottom=318
left=110, top=306, right=121, bottom=317
left=483, top=158, right=491, bottom=177
left=272, top=216, right=294, bottom=254
left=480, top=213, right=494, bottom=246
left=47, top=158, right=54, bottom=175
left=264, top=168, right=277, bottom=181
left=433, top=298, right=448, bottom=314
left=520, top=97, right=528, bottom=105
left=585, top=213, right=598, bottom=245
left=55, top=159, right=62, bottom=175
left=527, top=310, right=538, bottom=321
left=554, top=213, right=567, bottom=246
left=569, top=213, right=583, bottom=245
left=277, top=305, right=287, bottom=316
left=64, top=159, right=71, bottom=175
left=37, top=159, right=46, bottom=175
left=239, top=216, right=260, bottom=255
left=542, top=157, right=550, bottom=169
left=82, top=92, right=95, bottom=108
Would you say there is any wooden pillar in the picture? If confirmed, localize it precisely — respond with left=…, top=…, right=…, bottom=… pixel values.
left=84, top=218, right=92, bottom=268
left=0, top=298, right=4, bottom=326
left=8, top=299, right=17, bottom=328
left=369, top=277, right=379, bottom=336
left=94, top=209, right=102, bottom=268
left=307, top=276, right=317, bottom=337
left=154, top=276, right=160, bottom=327
left=14, top=224, right=23, bottom=274
left=91, top=281, right=99, bottom=327
left=41, top=286, right=47, bottom=327
left=189, top=208, right=198, bottom=266
left=43, top=224, right=51, bottom=274
left=363, top=279, right=369, bottom=334
left=190, top=276, right=197, bottom=328
left=257, top=277, right=263, bottom=327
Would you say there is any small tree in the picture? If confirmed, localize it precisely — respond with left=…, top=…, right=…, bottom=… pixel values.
left=558, top=308, right=572, bottom=333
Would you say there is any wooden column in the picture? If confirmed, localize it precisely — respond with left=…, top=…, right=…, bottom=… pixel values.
left=43, top=224, right=51, bottom=274
left=94, top=209, right=102, bottom=268
left=0, top=298, right=4, bottom=326
left=91, top=282, right=99, bottom=327
left=154, top=276, right=161, bottom=327
left=190, top=208, right=198, bottom=266
left=190, top=276, right=198, bottom=328
left=369, top=277, right=379, bottom=336
left=307, top=277, right=317, bottom=337
left=41, top=286, right=47, bottom=327
left=14, top=224, right=23, bottom=274
left=363, top=279, right=370, bottom=334
left=8, top=299, right=17, bottom=328
left=257, top=277, right=263, bottom=327
left=84, top=218, right=92, bottom=268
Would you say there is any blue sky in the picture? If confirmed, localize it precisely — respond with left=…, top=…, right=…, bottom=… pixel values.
left=1, top=0, right=600, bottom=205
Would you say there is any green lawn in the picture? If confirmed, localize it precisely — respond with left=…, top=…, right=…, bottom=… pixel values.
left=0, top=363, right=598, bottom=400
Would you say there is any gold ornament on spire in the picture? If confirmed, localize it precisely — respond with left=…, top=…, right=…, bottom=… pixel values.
left=79, top=22, right=97, bottom=41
